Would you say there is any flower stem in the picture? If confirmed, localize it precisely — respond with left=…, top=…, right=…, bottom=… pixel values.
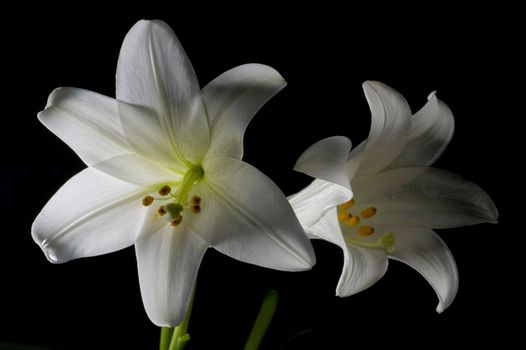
left=244, top=289, right=279, bottom=350
left=160, top=327, right=174, bottom=350
left=168, top=291, right=195, bottom=350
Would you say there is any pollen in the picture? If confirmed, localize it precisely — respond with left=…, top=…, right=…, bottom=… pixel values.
left=171, top=216, right=183, bottom=227
left=159, top=185, right=171, bottom=196
left=142, top=196, right=154, bottom=206
left=157, top=206, right=167, bottom=216
left=360, top=207, right=377, bottom=219
left=357, top=226, right=375, bottom=236
left=191, top=196, right=202, bottom=205
left=338, top=210, right=350, bottom=222
left=338, top=199, right=355, bottom=211
left=346, top=215, right=360, bottom=226
left=191, top=204, right=201, bottom=214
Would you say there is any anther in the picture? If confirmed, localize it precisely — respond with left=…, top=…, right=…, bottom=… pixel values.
left=159, top=185, right=171, bottom=196
left=339, top=199, right=355, bottom=211
left=191, top=196, right=202, bottom=205
left=191, top=204, right=201, bottom=214
left=338, top=210, right=350, bottom=222
left=171, top=216, right=183, bottom=227
left=357, top=226, right=375, bottom=236
left=157, top=206, right=167, bottom=216
left=346, top=216, right=360, bottom=226
left=142, top=196, right=154, bottom=207
left=360, top=207, right=377, bottom=219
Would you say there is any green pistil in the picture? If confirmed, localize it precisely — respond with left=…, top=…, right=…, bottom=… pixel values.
left=345, top=232, right=396, bottom=253
left=176, top=165, right=204, bottom=203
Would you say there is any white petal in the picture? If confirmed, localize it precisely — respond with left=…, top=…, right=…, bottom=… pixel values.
left=203, top=64, right=286, bottom=159
left=386, top=226, right=458, bottom=313
left=32, top=168, right=150, bottom=263
left=337, top=245, right=388, bottom=296
left=288, top=179, right=353, bottom=229
left=92, top=154, right=180, bottom=186
left=346, top=81, right=412, bottom=176
left=116, top=20, right=210, bottom=165
left=191, top=157, right=315, bottom=271
left=38, top=87, right=130, bottom=165
left=135, top=226, right=208, bottom=327
left=352, top=167, right=499, bottom=229
left=306, top=207, right=344, bottom=244
left=293, top=136, right=353, bottom=189
left=388, top=92, right=455, bottom=168
left=308, top=209, right=388, bottom=296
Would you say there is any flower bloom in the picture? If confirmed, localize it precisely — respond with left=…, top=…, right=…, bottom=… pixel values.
left=289, top=81, right=497, bottom=312
left=33, top=20, right=315, bottom=326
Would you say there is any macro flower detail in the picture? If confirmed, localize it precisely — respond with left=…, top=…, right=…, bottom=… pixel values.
left=289, top=81, right=498, bottom=312
left=33, top=20, right=315, bottom=326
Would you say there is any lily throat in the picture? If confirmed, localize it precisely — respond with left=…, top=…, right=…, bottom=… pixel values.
left=142, top=165, right=205, bottom=227
left=337, top=199, right=396, bottom=253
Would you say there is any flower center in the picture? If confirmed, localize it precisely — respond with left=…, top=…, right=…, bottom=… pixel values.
left=337, top=199, right=396, bottom=253
left=141, top=165, right=204, bottom=227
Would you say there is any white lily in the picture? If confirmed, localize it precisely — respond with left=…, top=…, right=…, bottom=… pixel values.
left=33, top=20, right=315, bottom=326
left=289, top=81, right=498, bottom=312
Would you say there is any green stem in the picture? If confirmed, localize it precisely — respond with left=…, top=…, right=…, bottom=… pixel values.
left=168, top=292, right=195, bottom=350
left=244, top=289, right=279, bottom=350
left=160, top=327, right=174, bottom=350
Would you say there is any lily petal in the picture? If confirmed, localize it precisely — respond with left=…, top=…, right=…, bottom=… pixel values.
left=38, top=87, right=130, bottom=165
left=346, top=81, right=412, bottom=177
left=288, top=179, right=353, bottom=229
left=352, top=167, right=499, bottom=229
left=135, top=226, right=208, bottom=327
left=116, top=20, right=209, bottom=165
left=92, top=154, right=180, bottom=186
left=32, top=168, right=149, bottom=263
left=203, top=64, right=287, bottom=159
left=385, top=226, right=458, bottom=313
left=388, top=92, right=455, bottom=168
left=308, top=209, right=388, bottom=296
left=293, top=136, right=353, bottom=189
left=192, top=157, right=315, bottom=271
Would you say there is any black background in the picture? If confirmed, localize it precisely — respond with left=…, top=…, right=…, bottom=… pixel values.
left=0, top=4, right=520, bottom=349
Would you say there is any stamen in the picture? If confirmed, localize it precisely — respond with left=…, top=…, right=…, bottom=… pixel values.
left=191, top=204, right=201, bottom=214
left=157, top=206, right=167, bottom=216
left=338, top=199, right=355, bottom=211
left=357, top=226, right=375, bottom=236
left=360, top=207, right=377, bottom=219
left=338, top=210, right=350, bottom=222
left=191, top=196, right=202, bottom=205
left=142, top=196, right=154, bottom=207
left=346, top=216, right=360, bottom=226
left=171, top=216, right=183, bottom=227
left=158, top=185, right=171, bottom=196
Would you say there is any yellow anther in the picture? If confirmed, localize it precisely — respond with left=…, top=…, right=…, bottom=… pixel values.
left=191, top=204, right=201, bottom=214
left=159, top=185, right=171, bottom=196
left=357, top=226, right=375, bottom=236
left=338, top=210, right=350, bottom=222
left=157, top=206, right=167, bottom=216
left=346, top=216, right=360, bottom=226
left=142, top=196, right=154, bottom=207
left=339, top=199, right=355, bottom=211
left=360, top=207, right=377, bottom=219
left=191, top=196, right=202, bottom=205
left=171, top=216, right=183, bottom=227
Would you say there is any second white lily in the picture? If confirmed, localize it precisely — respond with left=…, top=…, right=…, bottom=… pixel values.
left=289, top=81, right=498, bottom=312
